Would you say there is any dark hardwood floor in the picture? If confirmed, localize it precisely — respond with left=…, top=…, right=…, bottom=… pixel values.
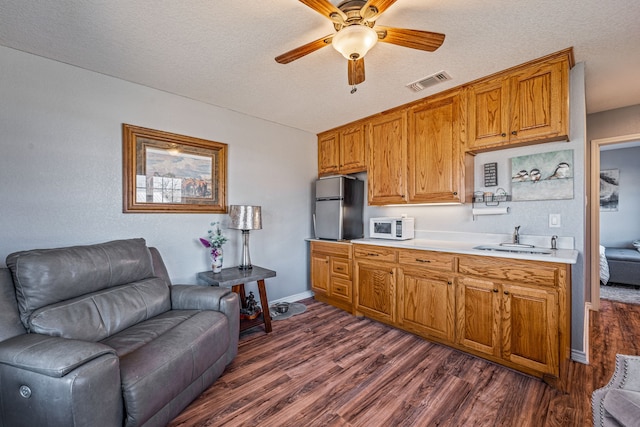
left=168, top=298, right=640, bottom=427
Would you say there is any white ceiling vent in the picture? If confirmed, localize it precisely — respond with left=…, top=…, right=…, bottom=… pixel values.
left=406, top=71, right=452, bottom=92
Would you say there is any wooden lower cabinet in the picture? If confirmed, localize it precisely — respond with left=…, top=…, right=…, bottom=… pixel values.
left=456, top=276, right=501, bottom=357
left=501, top=282, right=559, bottom=375
left=349, top=245, right=570, bottom=388
left=398, top=267, right=455, bottom=342
left=354, top=260, right=396, bottom=324
left=310, top=241, right=354, bottom=313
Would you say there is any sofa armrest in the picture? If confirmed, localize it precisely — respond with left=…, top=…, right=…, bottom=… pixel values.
left=0, top=334, right=123, bottom=426
left=171, top=284, right=235, bottom=311
left=0, top=333, right=115, bottom=377
left=171, top=285, right=239, bottom=363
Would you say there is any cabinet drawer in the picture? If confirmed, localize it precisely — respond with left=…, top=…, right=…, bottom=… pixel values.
left=398, top=249, right=455, bottom=271
left=458, top=255, right=558, bottom=287
left=354, top=245, right=397, bottom=262
left=331, top=277, right=352, bottom=302
left=331, top=258, right=352, bottom=278
left=311, top=241, right=351, bottom=258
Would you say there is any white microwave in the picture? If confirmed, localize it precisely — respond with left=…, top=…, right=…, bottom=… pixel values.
left=370, top=217, right=415, bottom=240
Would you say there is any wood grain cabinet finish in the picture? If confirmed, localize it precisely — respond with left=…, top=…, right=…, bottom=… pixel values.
left=366, top=110, right=408, bottom=205
left=353, top=245, right=398, bottom=324
left=310, top=241, right=354, bottom=313
left=457, top=254, right=569, bottom=380
left=467, top=52, right=570, bottom=152
left=317, top=124, right=366, bottom=177
left=349, top=245, right=571, bottom=388
left=407, top=89, right=469, bottom=203
left=398, top=267, right=455, bottom=342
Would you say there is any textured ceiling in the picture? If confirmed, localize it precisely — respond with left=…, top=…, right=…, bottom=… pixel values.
left=1, top=0, right=639, bottom=134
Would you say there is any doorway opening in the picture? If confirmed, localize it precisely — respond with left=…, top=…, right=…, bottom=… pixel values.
left=589, top=133, right=640, bottom=311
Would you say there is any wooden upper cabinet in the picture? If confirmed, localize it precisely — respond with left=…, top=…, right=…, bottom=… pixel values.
left=467, top=76, right=509, bottom=148
left=318, top=131, right=340, bottom=176
left=408, top=89, right=465, bottom=203
left=339, top=124, right=366, bottom=174
left=317, top=124, right=366, bottom=177
left=367, top=110, right=408, bottom=205
left=467, top=53, right=570, bottom=152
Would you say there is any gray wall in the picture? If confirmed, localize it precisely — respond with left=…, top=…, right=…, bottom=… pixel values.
left=0, top=46, right=317, bottom=302
left=600, top=146, right=640, bottom=247
left=587, top=104, right=640, bottom=141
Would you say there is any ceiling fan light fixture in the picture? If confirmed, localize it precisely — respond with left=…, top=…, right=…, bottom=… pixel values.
left=331, top=25, right=378, bottom=60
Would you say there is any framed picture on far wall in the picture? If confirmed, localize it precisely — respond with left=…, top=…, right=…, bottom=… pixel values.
left=122, top=124, right=227, bottom=213
left=600, top=169, right=619, bottom=212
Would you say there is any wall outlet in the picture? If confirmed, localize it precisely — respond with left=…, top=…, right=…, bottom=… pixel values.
left=549, top=213, right=561, bottom=228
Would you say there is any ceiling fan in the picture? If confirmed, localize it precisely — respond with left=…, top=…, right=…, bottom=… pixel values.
left=275, top=0, right=446, bottom=93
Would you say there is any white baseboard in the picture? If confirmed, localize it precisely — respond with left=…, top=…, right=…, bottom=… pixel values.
left=571, top=349, right=589, bottom=364
left=270, top=290, right=314, bottom=305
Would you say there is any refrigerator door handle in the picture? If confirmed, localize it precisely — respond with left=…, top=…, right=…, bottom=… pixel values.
left=313, top=213, right=317, bottom=239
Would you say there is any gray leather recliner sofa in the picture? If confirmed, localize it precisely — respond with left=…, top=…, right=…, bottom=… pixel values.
left=0, top=238, right=239, bottom=427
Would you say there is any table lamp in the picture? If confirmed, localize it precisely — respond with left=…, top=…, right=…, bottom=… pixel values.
left=229, top=205, right=262, bottom=270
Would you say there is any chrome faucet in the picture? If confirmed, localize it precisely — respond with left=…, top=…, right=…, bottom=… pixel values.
left=513, top=226, right=521, bottom=244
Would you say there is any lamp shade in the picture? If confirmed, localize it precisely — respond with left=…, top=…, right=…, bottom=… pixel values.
left=332, top=25, right=378, bottom=60
left=229, top=205, right=262, bottom=230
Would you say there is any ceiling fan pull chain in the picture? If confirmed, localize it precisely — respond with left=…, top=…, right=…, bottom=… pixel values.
left=350, top=85, right=358, bottom=94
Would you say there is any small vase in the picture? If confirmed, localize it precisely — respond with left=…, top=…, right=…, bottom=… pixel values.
left=211, top=247, right=223, bottom=273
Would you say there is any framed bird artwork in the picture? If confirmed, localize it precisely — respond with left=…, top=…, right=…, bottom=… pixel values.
left=510, top=149, right=574, bottom=201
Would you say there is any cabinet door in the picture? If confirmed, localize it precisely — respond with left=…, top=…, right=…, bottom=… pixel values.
left=367, top=111, right=407, bottom=205
left=467, top=76, right=510, bottom=150
left=398, top=268, right=455, bottom=342
left=502, top=283, right=559, bottom=375
left=355, top=261, right=396, bottom=323
left=509, top=60, right=567, bottom=143
left=310, top=252, right=330, bottom=295
left=456, top=276, right=500, bottom=357
left=408, top=91, right=463, bottom=203
left=318, top=131, right=340, bottom=176
left=340, top=124, right=366, bottom=174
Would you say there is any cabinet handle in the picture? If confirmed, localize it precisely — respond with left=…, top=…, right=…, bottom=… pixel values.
left=447, top=281, right=452, bottom=285
left=504, top=291, right=510, bottom=295
left=453, top=191, right=458, bottom=196
left=511, top=131, right=517, bottom=135
left=415, top=259, right=431, bottom=263
left=501, top=133, right=507, bottom=137
left=493, top=289, right=498, bottom=293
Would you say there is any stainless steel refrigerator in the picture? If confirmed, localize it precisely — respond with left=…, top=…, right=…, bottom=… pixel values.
left=314, top=176, right=364, bottom=240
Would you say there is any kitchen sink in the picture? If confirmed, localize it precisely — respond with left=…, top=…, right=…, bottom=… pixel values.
left=473, top=245, right=553, bottom=255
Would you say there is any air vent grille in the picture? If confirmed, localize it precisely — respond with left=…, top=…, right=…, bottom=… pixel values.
left=406, top=71, right=452, bottom=92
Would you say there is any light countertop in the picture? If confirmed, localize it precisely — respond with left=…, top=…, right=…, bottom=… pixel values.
left=350, top=238, right=578, bottom=264
left=308, top=236, right=578, bottom=264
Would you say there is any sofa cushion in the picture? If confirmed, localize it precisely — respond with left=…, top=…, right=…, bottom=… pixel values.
left=116, top=310, right=230, bottom=427
left=0, top=268, right=26, bottom=342
left=28, top=277, right=170, bottom=341
left=7, top=238, right=155, bottom=327
left=603, top=388, right=640, bottom=426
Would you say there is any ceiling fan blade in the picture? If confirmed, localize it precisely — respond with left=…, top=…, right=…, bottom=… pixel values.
left=275, top=34, right=334, bottom=64
left=360, top=0, right=398, bottom=21
left=299, top=0, right=347, bottom=22
left=348, top=58, right=366, bottom=85
left=376, top=26, right=445, bottom=52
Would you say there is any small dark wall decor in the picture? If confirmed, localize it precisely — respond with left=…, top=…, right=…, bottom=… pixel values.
left=122, top=124, right=227, bottom=213
left=484, top=162, right=498, bottom=187
left=600, top=169, right=619, bottom=212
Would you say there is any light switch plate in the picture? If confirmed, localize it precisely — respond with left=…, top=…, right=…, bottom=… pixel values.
left=549, top=213, right=561, bottom=228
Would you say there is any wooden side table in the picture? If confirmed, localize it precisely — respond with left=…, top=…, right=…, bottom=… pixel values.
left=197, top=266, right=276, bottom=333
